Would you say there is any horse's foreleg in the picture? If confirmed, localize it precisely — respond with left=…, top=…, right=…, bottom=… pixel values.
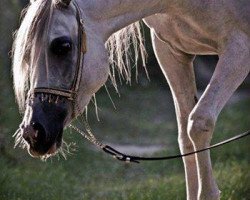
left=188, top=33, right=250, bottom=200
left=151, top=31, right=198, bottom=200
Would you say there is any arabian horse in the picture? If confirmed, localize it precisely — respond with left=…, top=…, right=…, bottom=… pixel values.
left=12, top=0, right=250, bottom=199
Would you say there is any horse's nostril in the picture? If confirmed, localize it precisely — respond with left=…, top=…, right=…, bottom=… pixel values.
left=31, top=122, right=46, bottom=139
left=22, top=122, right=46, bottom=144
left=22, top=124, right=39, bottom=146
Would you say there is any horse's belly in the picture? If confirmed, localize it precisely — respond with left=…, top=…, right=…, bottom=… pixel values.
left=144, top=14, right=219, bottom=55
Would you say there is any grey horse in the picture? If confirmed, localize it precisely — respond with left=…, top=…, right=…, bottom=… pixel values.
left=12, top=0, right=250, bottom=199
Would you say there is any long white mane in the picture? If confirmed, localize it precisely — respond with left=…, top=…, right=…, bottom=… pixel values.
left=106, top=22, right=147, bottom=89
left=12, top=0, right=147, bottom=112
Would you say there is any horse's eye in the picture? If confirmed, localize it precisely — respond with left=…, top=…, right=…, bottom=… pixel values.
left=50, top=37, right=72, bottom=56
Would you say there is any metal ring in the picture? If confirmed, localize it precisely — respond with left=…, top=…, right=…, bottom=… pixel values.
left=125, top=157, right=131, bottom=163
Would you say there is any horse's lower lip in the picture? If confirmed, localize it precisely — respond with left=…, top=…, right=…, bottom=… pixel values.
left=29, top=148, right=42, bottom=158
left=28, top=143, right=58, bottom=157
left=46, top=143, right=57, bottom=155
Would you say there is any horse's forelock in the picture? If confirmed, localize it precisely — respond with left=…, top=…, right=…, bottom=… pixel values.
left=12, top=0, right=54, bottom=112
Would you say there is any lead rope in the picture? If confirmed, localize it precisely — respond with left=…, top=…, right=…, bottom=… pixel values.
left=69, top=119, right=250, bottom=164
left=69, top=122, right=105, bottom=149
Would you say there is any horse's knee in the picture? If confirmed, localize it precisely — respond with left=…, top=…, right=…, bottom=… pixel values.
left=188, top=113, right=215, bottom=147
left=178, top=134, right=194, bottom=154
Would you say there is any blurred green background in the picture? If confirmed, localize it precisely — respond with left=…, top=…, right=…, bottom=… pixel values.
left=0, top=1, right=249, bottom=200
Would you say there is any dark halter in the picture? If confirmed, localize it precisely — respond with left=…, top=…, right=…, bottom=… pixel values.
left=29, top=1, right=86, bottom=111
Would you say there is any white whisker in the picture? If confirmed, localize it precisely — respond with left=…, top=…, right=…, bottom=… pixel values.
left=104, top=84, right=116, bottom=109
left=85, top=105, right=88, bottom=121
left=93, top=94, right=100, bottom=122
left=12, top=128, right=21, bottom=138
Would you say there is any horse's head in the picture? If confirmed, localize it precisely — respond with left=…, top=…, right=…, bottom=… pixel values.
left=12, top=0, right=110, bottom=158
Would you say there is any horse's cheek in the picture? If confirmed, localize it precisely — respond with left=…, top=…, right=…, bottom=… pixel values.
left=82, top=48, right=109, bottom=92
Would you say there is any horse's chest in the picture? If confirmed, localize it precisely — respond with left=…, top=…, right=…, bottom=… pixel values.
left=144, top=14, right=218, bottom=55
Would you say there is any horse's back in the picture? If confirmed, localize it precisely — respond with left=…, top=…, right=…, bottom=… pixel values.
left=145, top=0, right=250, bottom=55
left=228, top=0, right=250, bottom=35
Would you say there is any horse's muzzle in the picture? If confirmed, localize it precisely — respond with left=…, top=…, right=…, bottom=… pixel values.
left=20, top=93, right=71, bottom=157
left=22, top=121, right=62, bottom=156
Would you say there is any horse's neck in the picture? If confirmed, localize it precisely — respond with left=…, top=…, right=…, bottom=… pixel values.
left=79, top=0, right=167, bottom=40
